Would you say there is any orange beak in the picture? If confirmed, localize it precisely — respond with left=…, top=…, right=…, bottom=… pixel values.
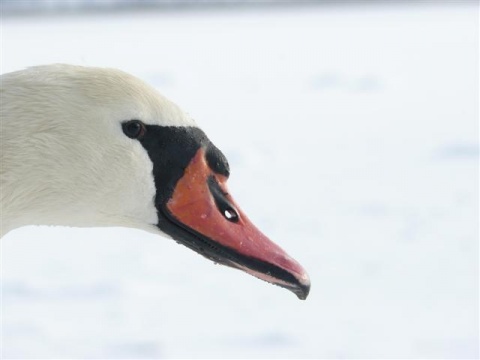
left=164, top=149, right=310, bottom=299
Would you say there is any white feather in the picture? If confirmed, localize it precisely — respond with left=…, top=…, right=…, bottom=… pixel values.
left=0, top=64, right=195, bottom=236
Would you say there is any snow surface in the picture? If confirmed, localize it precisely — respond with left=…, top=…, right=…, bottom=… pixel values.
left=1, top=3, right=478, bottom=359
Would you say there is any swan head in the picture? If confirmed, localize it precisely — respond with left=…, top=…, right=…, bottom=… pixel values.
left=1, top=64, right=310, bottom=299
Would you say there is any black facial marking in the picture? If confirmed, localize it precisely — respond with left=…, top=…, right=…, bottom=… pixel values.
left=139, top=126, right=208, bottom=206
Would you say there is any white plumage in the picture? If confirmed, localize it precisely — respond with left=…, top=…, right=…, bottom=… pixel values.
left=0, top=64, right=192, bottom=236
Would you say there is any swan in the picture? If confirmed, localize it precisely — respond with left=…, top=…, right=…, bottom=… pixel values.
left=0, top=64, right=310, bottom=299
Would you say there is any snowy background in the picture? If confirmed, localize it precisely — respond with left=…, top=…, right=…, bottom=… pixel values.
left=1, top=2, right=478, bottom=359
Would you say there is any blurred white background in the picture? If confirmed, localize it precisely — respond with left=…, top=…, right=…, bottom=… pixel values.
left=1, top=1, right=478, bottom=358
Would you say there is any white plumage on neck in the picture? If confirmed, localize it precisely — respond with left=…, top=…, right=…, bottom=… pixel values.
left=0, top=64, right=194, bottom=237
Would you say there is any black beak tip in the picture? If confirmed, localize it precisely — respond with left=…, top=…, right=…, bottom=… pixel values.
left=294, top=281, right=311, bottom=300
left=286, top=274, right=311, bottom=300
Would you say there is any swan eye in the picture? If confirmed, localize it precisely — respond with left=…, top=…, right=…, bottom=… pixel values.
left=122, top=120, right=146, bottom=139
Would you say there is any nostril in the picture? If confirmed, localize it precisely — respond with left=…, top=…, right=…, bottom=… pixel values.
left=207, top=175, right=240, bottom=224
left=223, top=208, right=239, bottom=222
